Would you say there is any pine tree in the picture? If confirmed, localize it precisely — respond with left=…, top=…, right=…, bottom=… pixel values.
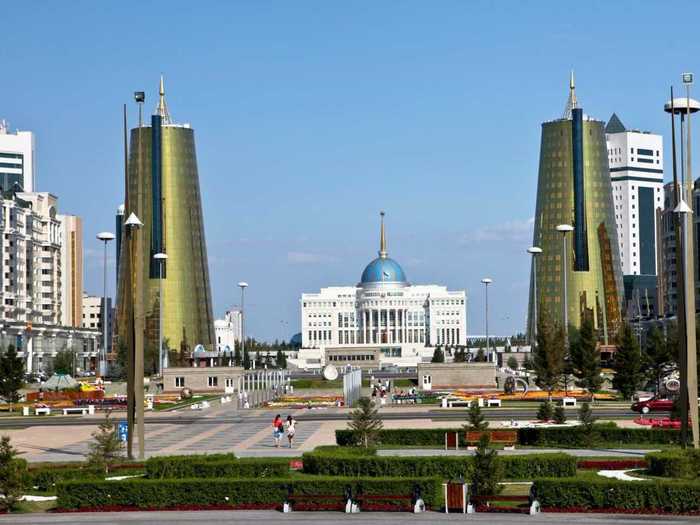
left=348, top=397, right=383, bottom=448
left=570, top=318, right=601, bottom=391
left=431, top=346, right=445, bottom=363
left=553, top=405, right=567, bottom=424
left=578, top=402, right=597, bottom=446
left=0, top=436, right=27, bottom=512
left=86, top=412, right=124, bottom=474
left=233, top=343, right=242, bottom=367
left=475, top=348, right=486, bottom=362
left=533, top=313, right=565, bottom=397
left=265, top=351, right=273, bottom=368
left=53, top=349, right=75, bottom=375
left=470, top=434, right=502, bottom=496
left=463, top=401, right=489, bottom=431
left=537, top=400, right=554, bottom=422
left=643, top=325, right=673, bottom=394
left=507, top=356, right=519, bottom=370
left=613, top=323, right=643, bottom=399
left=275, top=349, right=287, bottom=369
left=0, top=345, right=25, bottom=410
left=242, top=347, right=251, bottom=370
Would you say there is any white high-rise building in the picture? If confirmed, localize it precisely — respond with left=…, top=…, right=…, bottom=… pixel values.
left=294, top=213, right=467, bottom=371
left=214, top=309, right=242, bottom=352
left=0, top=120, right=35, bottom=192
left=82, top=294, right=113, bottom=353
left=606, top=114, right=664, bottom=276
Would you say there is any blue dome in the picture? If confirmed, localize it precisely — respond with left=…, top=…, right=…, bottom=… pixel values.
left=360, top=257, right=407, bottom=285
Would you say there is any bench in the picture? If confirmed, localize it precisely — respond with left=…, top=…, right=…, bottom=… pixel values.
left=62, top=407, right=89, bottom=416
left=471, top=495, right=539, bottom=515
left=35, top=407, right=51, bottom=415
left=465, top=430, right=517, bottom=447
left=561, top=397, right=577, bottom=407
left=486, top=398, right=502, bottom=408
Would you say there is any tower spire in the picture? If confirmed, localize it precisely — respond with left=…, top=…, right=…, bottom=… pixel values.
left=156, top=74, right=171, bottom=124
left=379, top=211, right=388, bottom=258
left=563, top=70, right=579, bottom=119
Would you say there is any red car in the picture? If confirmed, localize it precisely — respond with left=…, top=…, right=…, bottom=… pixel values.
left=631, top=398, right=674, bottom=414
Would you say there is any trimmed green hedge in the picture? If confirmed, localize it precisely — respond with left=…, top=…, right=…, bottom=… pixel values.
left=647, top=450, right=700, bottom=479
left=336, top=424, right=681, bottom=448
left=56, top=477, right=443, bottom=511
left=145, top=455, right=287, bottom=479
left=29, top=466, right=103, bottom=492
left=302, top=451, right=575, bottom=480
left=533, top=477, right=700, bottom=513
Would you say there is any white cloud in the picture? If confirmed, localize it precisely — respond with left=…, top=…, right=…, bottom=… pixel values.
left=286, top=251, right=337, bottom=264
left=462, top=217, right=534, bottom=243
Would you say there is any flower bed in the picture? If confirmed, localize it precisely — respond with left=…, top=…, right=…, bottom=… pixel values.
left=265, top=394, right=343, bottom=409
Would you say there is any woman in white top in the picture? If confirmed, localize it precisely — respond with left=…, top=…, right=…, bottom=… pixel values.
left=286, top=415, right=296, bottom=448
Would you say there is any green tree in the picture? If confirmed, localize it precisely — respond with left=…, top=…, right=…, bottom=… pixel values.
left=537, top=400, right=554, bottom=422
left=242, top=347, right=251, bottom=370
left=348, top=397, right=383, bottom=448
left=431, top=346, right=445, bottom=363
left=0, top=436, right=27, bottom=512
left=233, top=342, right=242, bottom=367
left=463, top=401, right=488, bottom=431
left=578, top=401, right=596, bottom=428
left=506, top=355, right=519, bottom=370
left=86, top=412, right=124, bottom=474
left=275, top=348, right=287, bottom=369
left=264, top=351, right=273, bottom=368
left=534, top=313, right=565, bottom=397
left=53, top=348, right=75, bottom=375
left=613, top=323, right=643, bottom=399
left=553, top=405, right=567, bottom=424
left=470, top=434, right=502, bottom=496
left=0, top=345, right=25, bottom=410
left=643, top=325, right=674, bottom=394
left=454, top=347, right=466, bottom=363
left=570, top=318, right=602, bottom=391
left=475, top=348, right=486, bottom=362
left=522, top=355, right=534, bottom=370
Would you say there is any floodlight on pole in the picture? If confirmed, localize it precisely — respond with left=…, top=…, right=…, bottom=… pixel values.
left=238, top=282, right=248, bottom=369
left=153, top=253, right=168, bottom=376
left=481, top=278, right=493, bottom=362
left=555, top=224, right=574, bottom=346
left=527, top=246, right=543, bottom=344
left=96, top=232, right=115, bottom=377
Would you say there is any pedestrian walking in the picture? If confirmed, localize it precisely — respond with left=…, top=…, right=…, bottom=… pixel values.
left=272, top=414, right=284, bottom=448
left=286, top=415, right=296, bottom=448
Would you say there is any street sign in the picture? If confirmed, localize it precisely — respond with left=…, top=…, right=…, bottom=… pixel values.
left=118, top=421, right=128, bottom=442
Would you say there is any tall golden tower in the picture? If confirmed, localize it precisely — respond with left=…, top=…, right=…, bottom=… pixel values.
left=117, top=77, right=214, bottom=362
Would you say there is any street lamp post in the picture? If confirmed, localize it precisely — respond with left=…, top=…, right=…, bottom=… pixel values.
left=238, top=282, right=248, bottom=368
left=96, top=232, right=115, bottom=377
left=481, top=278, right=492, bottom=362
left=527, top=246, right=543, bottom=344
left=555, top=224, right=574, bottom=346
left=153, top=253, right=168, bottom=376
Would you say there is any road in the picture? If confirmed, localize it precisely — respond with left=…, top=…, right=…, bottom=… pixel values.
left=0, top=406, right=641, bottom=429
left=0, top=511, right=695, bottom=525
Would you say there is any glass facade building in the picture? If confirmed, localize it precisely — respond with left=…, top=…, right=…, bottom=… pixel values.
left=527, top=83, right=624, bottom=341
left=117, top=84, right=214, bottom=356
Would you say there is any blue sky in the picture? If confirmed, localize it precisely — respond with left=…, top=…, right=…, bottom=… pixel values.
left=1, top=1, right=698, bottom=341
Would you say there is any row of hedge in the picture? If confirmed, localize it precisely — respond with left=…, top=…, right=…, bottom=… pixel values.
left=56, top=477, right=443, bottom=511
left=145, top=455, right=288, bottom=479
left=533, top=478, right=700, bottom=513
left=28, top=463, right=144, bottom=492
left=335, top=424, right=681, bottom=448
left=647, top=450, right=700, bottom=479
left=301, top=451, right=576, bottom=480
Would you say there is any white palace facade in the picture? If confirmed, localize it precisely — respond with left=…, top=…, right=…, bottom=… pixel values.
left=292, top=213, right=467, bottom=371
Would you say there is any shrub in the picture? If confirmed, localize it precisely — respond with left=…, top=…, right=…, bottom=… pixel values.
left=56, top=477, right=444, bottom=511
left=533, top=477, right=700, bottom=513
left=336, top=424, right=681, bottom=448
left=348, top=397, right=383, bottom=448
left=303, top=450, right=575, bottom=480
left=0, top=436, right=27, bottom=511
left=86, top=412, right=124, bottom=474
left=145, top=455, right=287, bottom=479
left=647, top=450, right=700, bottom=479
left=29, top=466, right=103, bottom=492
left=537, top=401, right=554, bottom=422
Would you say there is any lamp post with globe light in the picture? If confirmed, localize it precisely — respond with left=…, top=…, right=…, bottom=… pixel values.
left=153, top=253, right=168, bottom=375
left=555, top=224, right=574, bottom=347
left=238, top=282, right=248, bottom=367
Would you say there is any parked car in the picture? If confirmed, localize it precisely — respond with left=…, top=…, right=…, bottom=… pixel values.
left=631, top=397, right=674, bottom=414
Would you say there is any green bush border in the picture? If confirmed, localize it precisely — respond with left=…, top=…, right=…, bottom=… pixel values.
left=647, top=450, right=700, bottom=479
left=144, top=455, right=288, bottom=479
left=56, top=477, right=443, bottom=511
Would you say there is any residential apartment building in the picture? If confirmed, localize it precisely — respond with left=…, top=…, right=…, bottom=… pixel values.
left=58, top=214, right=83, bottom=327
left=82, top=294, right=113, bottom=353
left=0, top=120, right=35, bottom=192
